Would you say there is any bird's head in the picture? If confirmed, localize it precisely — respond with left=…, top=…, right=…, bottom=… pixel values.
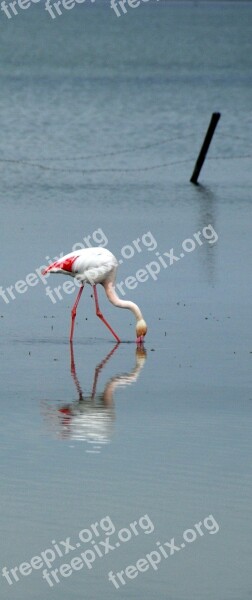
left=136, top=318, right=147, bottom=345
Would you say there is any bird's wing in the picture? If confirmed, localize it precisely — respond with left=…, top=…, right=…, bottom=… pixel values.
left=75, top=256, right=117, bottom=284
left=42, top=248, right=118, bottom=282
left=42, top=253, right=80, bottom=275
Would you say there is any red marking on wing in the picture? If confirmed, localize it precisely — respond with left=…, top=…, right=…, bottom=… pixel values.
left=42, top=255, right=79, bottom=275
left=58, top=256, right=80, bottom=272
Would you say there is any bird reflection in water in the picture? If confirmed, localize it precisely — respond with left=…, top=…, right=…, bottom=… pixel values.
left=41, top=343, right=147, bottom=453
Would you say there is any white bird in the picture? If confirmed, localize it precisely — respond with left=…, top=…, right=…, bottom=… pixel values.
left=42, top=247, right=147, bottom=344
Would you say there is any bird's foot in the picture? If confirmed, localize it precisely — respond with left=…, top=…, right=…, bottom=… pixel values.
left=136, top=335, right=144, bottom=345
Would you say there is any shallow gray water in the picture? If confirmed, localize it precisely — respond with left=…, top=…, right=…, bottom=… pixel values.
left=0, top=2, right=252, bottom=599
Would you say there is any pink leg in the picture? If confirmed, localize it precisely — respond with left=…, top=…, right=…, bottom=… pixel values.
left=91, top=342, right=120, bottom=399
left=70, top=285, right=84, bottom=342
left=93, top=285, right=121, bottom=343
left=69, top=341, right=83, bottom=400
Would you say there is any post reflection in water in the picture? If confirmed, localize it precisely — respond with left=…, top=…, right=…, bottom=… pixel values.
left=196, top=184, right=218, bottom=285
left=41, top=344, right=147, bottom=453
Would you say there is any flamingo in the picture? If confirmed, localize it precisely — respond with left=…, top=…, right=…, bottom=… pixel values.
left=42, top=247, right=147, bottom=344
left=41, top=343, right=147, bottom=446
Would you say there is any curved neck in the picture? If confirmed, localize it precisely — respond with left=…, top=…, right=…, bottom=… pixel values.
left=103, top=281, right=143, bottom=321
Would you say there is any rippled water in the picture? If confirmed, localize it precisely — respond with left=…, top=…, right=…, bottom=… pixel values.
left=0, top=2, right=252, bottom=599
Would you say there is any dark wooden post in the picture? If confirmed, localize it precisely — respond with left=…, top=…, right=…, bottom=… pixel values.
left=190, top=112, right=221, bottom=184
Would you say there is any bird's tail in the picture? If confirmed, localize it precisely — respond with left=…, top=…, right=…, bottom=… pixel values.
left=42, top=255, right=79, bottom=276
